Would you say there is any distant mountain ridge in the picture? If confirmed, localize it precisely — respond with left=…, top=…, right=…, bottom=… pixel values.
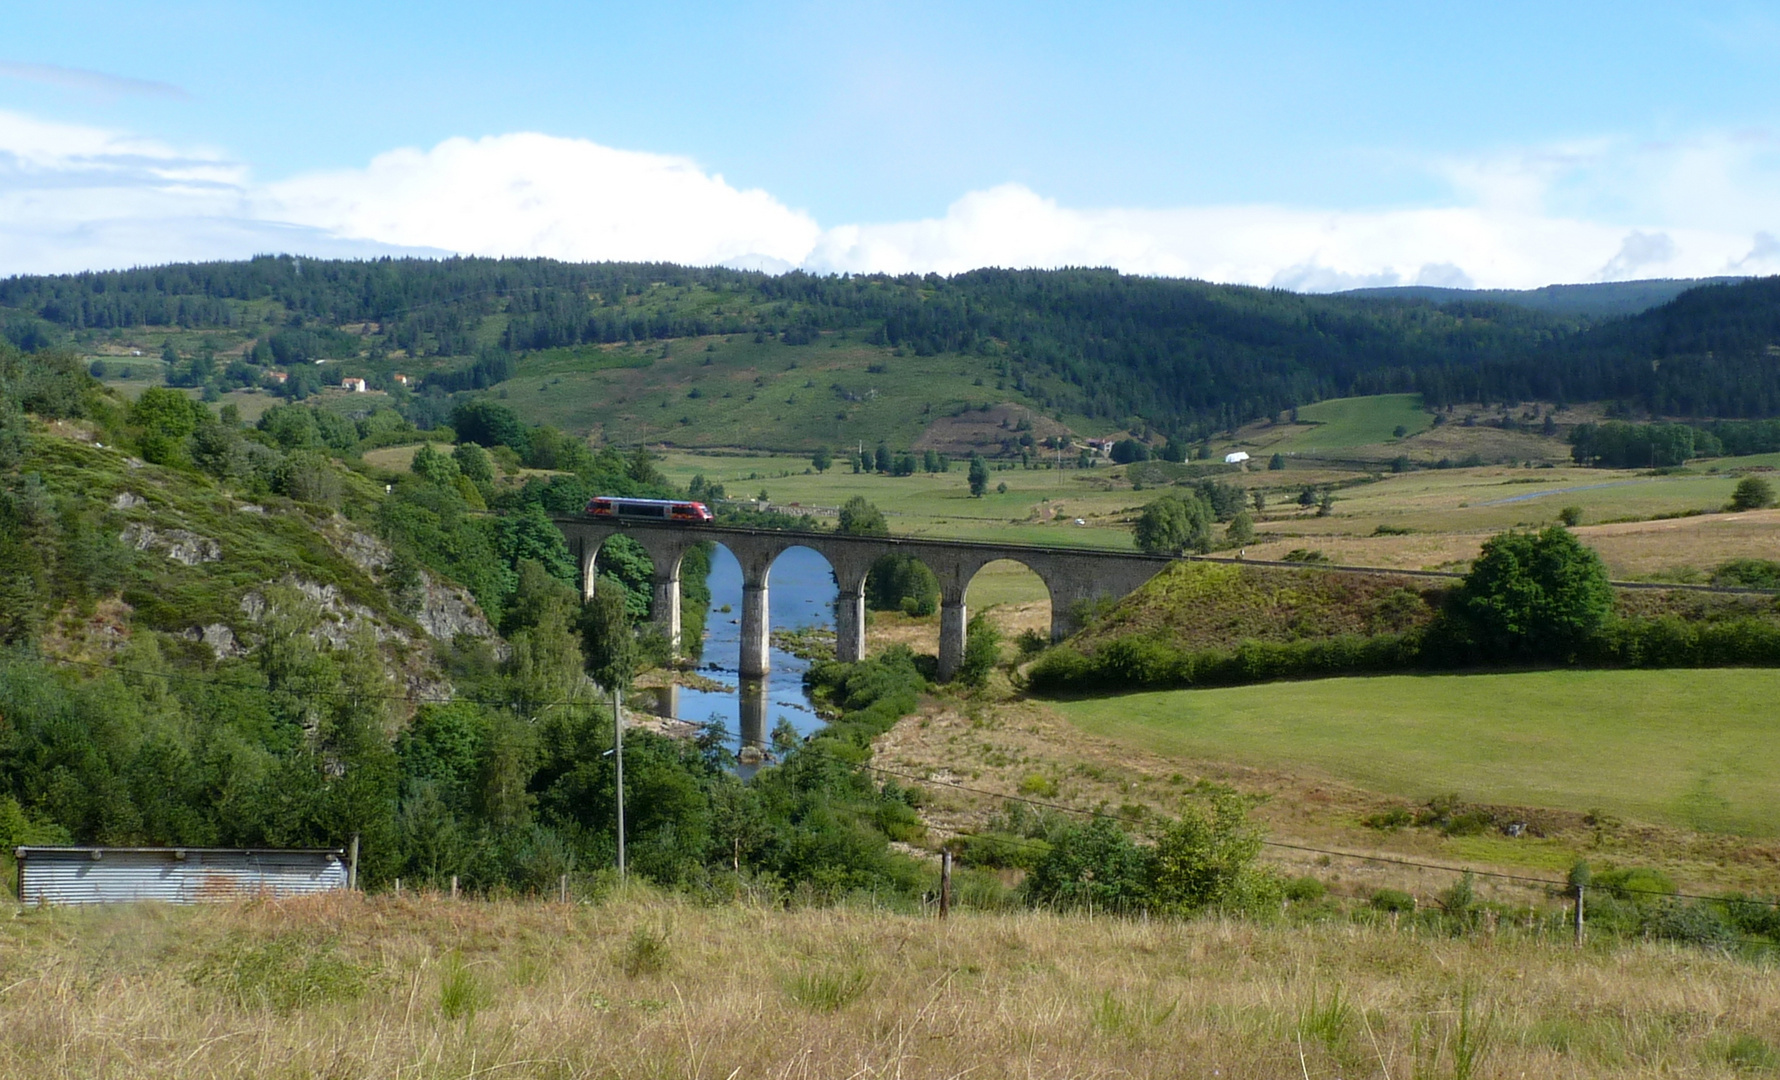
left=1342, top=278, right=1749, bottom=319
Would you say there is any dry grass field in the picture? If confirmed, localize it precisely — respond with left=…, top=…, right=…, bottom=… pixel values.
left=3, top=890, right=1776, bottom=1080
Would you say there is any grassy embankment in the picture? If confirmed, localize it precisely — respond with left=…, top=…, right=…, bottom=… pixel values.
left=2, top=891, right=1776, bottom=1080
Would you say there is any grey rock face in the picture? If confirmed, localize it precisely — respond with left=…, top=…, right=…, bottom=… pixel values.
left=184, top=623, right=244, bottom=659
left=414, top=577, right=498, bottom=644
left=120, top=524, right=221, bottom=565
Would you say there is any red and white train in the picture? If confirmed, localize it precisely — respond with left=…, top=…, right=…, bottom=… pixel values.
left=584, top=496, right=714, bottom=523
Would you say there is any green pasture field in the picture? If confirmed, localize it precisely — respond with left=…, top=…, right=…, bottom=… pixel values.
left=1251, top=393, right=1432, bottom=453
left=1260, top=465, right=1750, bottom=538
left=1057, top=668, right=1780, bottom=835
left=965, top=559, right=1054, bottom=609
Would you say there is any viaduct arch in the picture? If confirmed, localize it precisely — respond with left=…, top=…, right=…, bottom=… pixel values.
left=552, top=518, right=1171, bottom=681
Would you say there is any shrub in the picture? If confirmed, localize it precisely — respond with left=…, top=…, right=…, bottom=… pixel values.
left=1014, top=627, right=1048, bottom=657
left=1729, top=476, right=1776, bottom=511
left=1284, top=876, right=1327, bottom=903
left=958, top=831, right=1049, bottom=870
left=957, top=612, right=1000, bottom=686
left=1592, top=865, right=1677, bottom=902
left=1148, top=791, right=1272, bottom=914
left=1712, top=559, right=1780, bottom=589
left=1363, top=806, right=1413, bottom=831
left=1644, top=900, right=1734, bottom=948
left=1023, top=817, right=1151, bottom=913
left=1371, top=888, right=1415, bottom=913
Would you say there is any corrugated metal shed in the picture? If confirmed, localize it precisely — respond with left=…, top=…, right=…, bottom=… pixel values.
left=14, top=846, right=349, bottom=905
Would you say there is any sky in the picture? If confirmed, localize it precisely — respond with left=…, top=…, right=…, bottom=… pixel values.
left=3, top=0, right=1780, bottom=288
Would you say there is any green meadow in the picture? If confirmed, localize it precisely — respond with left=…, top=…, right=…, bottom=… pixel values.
left=1263, top=393, right=1433, bottom=453
left=1056, top=668, right=1780, bottom=835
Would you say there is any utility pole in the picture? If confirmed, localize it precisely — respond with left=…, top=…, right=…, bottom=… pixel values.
left=939, top=850, right=952, bottom=920
left=1572, top=881, right=1585, bottom=946
left=614, top=684, right=626, bottom=878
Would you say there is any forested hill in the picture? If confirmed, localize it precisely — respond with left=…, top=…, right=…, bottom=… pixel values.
left=2, top=258, right=1778, bottom=435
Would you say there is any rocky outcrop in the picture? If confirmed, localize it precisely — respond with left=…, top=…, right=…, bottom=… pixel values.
left=183, top=623, right=245, bottom=660
left=317, top=516, right=500, bottom=647
left=240, top=579, right=393, bottom=649
left=120, top=524, right=220, bottom=565
left=414, top=577, right=498, bottom=644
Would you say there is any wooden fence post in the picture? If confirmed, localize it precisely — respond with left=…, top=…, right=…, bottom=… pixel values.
left=1573, top=882, right=1585, bottom=947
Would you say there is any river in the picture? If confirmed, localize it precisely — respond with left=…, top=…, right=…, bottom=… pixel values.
left=639, top=544, right=838, bottom=774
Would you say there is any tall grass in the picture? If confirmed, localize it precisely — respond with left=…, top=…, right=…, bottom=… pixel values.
left=0, top=891, right=1775, bottom=1079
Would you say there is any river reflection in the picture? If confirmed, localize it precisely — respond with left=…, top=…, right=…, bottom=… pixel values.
left=638, top=545, right=837, bottom=777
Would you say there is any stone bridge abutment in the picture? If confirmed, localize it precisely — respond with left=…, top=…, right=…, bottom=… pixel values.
left=552, top=519, right=1170, bottom=681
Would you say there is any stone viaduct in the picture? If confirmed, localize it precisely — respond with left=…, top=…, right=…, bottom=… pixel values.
left=551, top=518, right=1173, bottom=681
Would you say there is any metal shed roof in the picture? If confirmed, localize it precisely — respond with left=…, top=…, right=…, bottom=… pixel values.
left=14, top=846, right=348, bottom=905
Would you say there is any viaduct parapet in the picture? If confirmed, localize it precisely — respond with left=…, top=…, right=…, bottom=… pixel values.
left=551, top=518, right=1172, bottom=681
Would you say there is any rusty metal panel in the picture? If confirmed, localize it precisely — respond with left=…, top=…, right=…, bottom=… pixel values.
left=14, top=847, right=348, bottom=905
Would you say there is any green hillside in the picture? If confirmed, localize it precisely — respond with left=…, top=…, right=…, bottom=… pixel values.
left=491, top=335, right=1080, bottom=451
left=12, top=259, right=1780, bottom=456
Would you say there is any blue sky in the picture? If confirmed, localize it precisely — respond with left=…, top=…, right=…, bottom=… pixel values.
left=4, top=1, right=1780, bottom=285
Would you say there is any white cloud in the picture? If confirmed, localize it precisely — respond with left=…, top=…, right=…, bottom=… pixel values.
left=1598, top=230, right=1679, bottom=280
left=1, top=110, right=1778, bottom=289
left=802, top=185, right=1742, bottom=290
left=261, top=133, right=822, bottom=268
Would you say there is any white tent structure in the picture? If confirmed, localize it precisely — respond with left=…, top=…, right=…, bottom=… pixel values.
left=1224, top=451, right=1251, bottom=465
